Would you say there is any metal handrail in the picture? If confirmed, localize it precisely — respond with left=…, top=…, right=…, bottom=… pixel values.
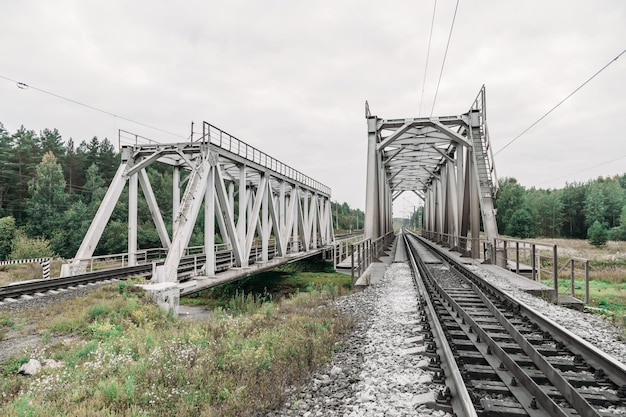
left=202, top=122, right=331, bottom=196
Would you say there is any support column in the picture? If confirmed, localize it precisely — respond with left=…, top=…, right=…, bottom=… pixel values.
left=365, top=116, right=380, bottom=240
left=228, top=182, right=235, bottom=220
left=469, top=152, right=481, bottom=258
left=292, top=188, right=300, bottom=252
left=205, top=165, right=215, bottom=276
left=173, top=166, right=180, bottom=237
left=261, top=179, right=269, bottom=262
left=238, top=165, right=248, bottom=267
left=128, top=172, right=138, bottom=266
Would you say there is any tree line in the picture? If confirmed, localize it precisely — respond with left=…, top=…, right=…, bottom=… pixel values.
left=494, top=176, right=626, bottom=245
left=0, top=123, right=366, bottom=261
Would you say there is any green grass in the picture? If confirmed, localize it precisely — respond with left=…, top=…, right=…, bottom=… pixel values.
left=0, top=263, right=353, bottom=417
left=544, top=278, right=626, bottom=327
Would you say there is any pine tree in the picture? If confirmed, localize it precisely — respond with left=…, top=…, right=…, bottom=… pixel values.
left=0, top=124, right=14, bottom=216
left=25, top=152, right=68, bottom=239
left=588, top=220, right=608, bottom=247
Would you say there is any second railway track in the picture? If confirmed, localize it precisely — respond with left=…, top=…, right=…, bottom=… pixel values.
left=0, top=248, right=272, bottom=302
left=401, top=230, right=626, bottom=417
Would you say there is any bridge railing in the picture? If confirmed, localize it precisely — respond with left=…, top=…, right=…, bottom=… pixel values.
left=557, top=257, right=590, bottom=304
left=421, top=231, right=591, bottom=305
left=71, top=240, right=278, bottom=275
left=349, top=231, right=395, bottom=286
left=202, top=122, right=331, bottom=196
left=421, top=230, right=489, bottom=260
left=331, top=233, right=365, bottom=268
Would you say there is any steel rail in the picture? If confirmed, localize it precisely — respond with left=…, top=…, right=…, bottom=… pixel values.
left=0, top=264, right=151, bottom=300
left=473, top=282, right=601, bottom=417
left=426, top=273, right=569, bottom=417
left=412, top=231, right=626, bottom=393
left=402, top=232, right=478, bottom=417
left=0, top=256, right=204, bottom=300
left=1, top=247, right=277, bottom=301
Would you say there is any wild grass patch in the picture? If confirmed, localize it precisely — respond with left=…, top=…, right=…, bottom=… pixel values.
left=0, top=273, right=353, bottom=416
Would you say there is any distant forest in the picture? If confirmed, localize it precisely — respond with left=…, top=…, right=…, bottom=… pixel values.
left=404, top=175, right=626, bottom=247
left=0, top=123, right=365, bottom=261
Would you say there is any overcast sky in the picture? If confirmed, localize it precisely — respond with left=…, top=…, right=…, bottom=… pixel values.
left=1, top=1, right=625, bottom=218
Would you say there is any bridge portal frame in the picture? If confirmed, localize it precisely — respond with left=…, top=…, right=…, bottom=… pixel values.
left=62, top=122, right=334, bottom=281
left=365, top=86, right=499, bottom=260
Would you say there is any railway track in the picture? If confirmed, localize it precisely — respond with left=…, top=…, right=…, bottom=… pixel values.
left=401, top=230, right=626, bottom=417
left=0, top=247, right=275, bottom=302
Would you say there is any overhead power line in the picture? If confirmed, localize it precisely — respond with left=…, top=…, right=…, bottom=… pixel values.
left=430, top=0, right=460, bottom=117
left=537, top=153, right=626, bottom=186
left=0, top=74, right=187, bottom=140
left=494, top=47, right=626, bottom=156
left=418, top=0, right=438, bottom=117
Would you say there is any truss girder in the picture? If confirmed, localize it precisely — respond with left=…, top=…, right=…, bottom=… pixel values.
left=63, top=122, right=333, bottom=279
left=365, top=86, right=499, bottom=259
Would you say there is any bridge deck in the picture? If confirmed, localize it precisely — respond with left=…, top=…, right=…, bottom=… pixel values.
left=178, top=249, right=324, bottom=296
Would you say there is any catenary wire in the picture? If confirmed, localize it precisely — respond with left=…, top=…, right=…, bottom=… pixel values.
left=430, top=0, right=460, bottom=117
left=418, top=0, right=438, bottom=117
left=494, top=47, right=626, bottom=156
left=0, top=74, right=187, bottom=141
left=537, top=153, right=626, bottom=186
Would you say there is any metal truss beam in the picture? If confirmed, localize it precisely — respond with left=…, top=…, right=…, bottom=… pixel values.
left=365, top=86, right=499, bottom=260
left=63, top=122, right=334, bottom=281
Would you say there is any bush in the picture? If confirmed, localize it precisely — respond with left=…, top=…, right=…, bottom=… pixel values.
left=0, top=216, right=16, bottom=261
left=505, top=208, right=534, bottom=238
left=9, top=231, right=55, bottom=259
left=588, top=220, right=608, bottom=247
left=608, top=225, right=626, bottom=241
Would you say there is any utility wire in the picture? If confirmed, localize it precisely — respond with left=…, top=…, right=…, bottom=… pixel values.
left=418, top=0, right=438, bottom=117
left=0, top=74, right=187, bottom=140
left=494, top=47, right=626, bottom=156
left=430, top=0, right=460, bottom=117
left=537, top=153, right=626, bottom=186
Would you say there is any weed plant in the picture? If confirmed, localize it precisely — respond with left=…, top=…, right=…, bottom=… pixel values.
left=0, top=280, right=351, bottom=416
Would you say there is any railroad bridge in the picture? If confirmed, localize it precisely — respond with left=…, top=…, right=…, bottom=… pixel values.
left=57, top=86, right=501, bottom=312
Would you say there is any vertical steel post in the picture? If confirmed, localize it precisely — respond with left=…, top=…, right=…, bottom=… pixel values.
left=515, top=241, right=520, bottom=274
left=350, top=243, right=355, bottom=286
left=553, top=245, right=558, bottom=296
left=261, top=178, right=269, bottom=262
left=205, top=165, right=215, bottom=276
left=570, top=259, right=575, bottom=298
left=585, top=261, right=590, bottom=304
left=128, top=173, right=138, bottom=267
left=357, top=242, right=363, bottom=277
left=365, top=116, right=380, bottom=240
left=238, top=165, right=247, bottom=267
left=173, top=166, right=180, bottom=237
left=531, top=244, right=536, bottom=281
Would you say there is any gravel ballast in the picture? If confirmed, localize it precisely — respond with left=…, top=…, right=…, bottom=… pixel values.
left=267, top=262, right=452, bottom=417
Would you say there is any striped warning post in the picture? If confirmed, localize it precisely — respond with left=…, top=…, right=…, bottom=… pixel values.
left=0, top=258, right=51, bottom=280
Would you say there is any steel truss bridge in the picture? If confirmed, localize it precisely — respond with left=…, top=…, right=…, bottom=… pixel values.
left=59, top=86, right=500, bottom=310
left=61, top=122, right=334, bottom=309
left=365, top=86, right=500, bottom=260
